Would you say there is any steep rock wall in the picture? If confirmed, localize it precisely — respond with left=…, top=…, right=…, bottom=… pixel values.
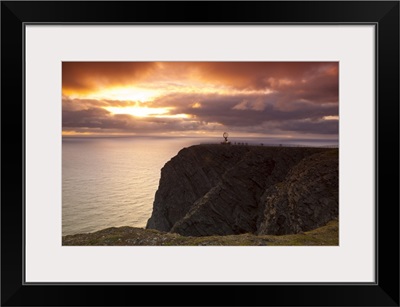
left=146, top=145, right=338, bottom=236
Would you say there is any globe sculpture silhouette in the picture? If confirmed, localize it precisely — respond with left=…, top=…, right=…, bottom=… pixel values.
left=223, top=132, right=229, bottom=142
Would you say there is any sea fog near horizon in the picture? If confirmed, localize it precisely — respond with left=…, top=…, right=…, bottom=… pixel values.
left=62, top=136, right=338, bottom=236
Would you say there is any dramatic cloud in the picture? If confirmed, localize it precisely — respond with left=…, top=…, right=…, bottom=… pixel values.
left=62, top=62, right=338, bottom=139
left=62, top=62, right=156, bottom=94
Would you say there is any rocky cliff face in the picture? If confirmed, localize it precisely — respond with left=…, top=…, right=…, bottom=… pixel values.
left=146, top=145, right=338, bottom=236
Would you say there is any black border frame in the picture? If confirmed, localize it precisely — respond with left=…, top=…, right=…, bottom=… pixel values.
left=1, top=1, right=399, bottom=306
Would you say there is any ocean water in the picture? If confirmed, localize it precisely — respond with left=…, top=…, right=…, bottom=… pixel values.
left=62, top=136, right=338, bottom=236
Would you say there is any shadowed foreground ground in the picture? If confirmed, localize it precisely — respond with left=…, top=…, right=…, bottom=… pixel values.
left=62, top=219, right=338, bottom=246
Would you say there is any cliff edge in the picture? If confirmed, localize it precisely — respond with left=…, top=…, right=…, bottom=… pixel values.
left=146, top=144, right=338, bottom=236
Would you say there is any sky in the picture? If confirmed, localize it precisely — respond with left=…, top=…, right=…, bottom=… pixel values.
left=62, top=62, right=338, bottom=140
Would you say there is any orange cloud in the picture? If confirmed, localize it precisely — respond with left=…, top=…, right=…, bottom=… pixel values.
left=62, top=62, right=157, bottom=95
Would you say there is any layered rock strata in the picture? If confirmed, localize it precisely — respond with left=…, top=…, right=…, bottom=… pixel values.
left=146, top=145, right=338, bottom=236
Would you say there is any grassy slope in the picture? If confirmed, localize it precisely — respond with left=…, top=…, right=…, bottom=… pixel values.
left=62, top=219, right=338, bottom=246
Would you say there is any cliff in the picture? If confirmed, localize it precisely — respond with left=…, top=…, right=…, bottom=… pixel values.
left=146, top=144, right=338, bottom=237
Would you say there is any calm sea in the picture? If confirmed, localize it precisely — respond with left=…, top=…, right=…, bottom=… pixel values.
left=62, top=136, right=338, bottom=236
